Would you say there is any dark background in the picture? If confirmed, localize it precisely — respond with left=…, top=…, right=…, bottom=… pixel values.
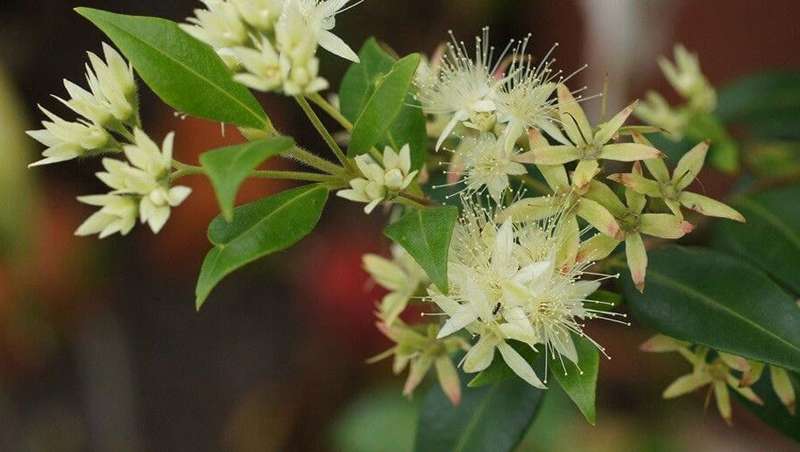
left=0, top=1, right=799, bottom=451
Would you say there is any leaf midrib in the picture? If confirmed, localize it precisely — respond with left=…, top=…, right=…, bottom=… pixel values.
left=647, top=269, right=800, bottom=367
left=452, top=384, right=501, bottom=452
left=84, top=10, right=266, bottom=128
left=218, top=186, right=323, bottom=251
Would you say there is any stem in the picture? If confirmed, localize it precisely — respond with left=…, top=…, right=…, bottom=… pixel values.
left=250, top=170, right=337, bottom=182
left=295, top=95, right=350, bottom=168
left=282, top=146, right=344, bottom=175
left=308, top=93, right=353, bottom=131
left=171, top=160, right=205, bottom=179
left=396, top=196, right=426, bottom=209
left=399, top=191, right=433, bottom=207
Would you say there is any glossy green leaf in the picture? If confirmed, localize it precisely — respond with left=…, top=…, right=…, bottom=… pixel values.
left=340, top=39, right=426, bottom=170
left=348, top=53, right=421, bottom=159
left=200, top=137, right=294, bottom=222
left=735, top=370, right=800, bottom=442
left=717, top=72, right=800, bottom=139
left=384, top=206, right=458, bottom=293
left=551, top=336, right=599, bottom=426
left=76, top=8, right=268, bottom=129
left=713, top=185, right=800, bottom=295
left=415, top=369, right=544, bottom=452
left=622, top=246, right=800, bottom=373
left=196, top=185, right=328, bottom=308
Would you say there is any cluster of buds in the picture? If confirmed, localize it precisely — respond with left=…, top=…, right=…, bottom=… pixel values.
left=181, top=0, right=360, bottom=96
left=636, top=45, right=717, bottom=140
left=365, top=244, right=466, bottom=404
left=28, top=44, right=190, bottom=237
left=337, top=145, right=419, bottom=214
left=642, top=335, right=796, bottom=424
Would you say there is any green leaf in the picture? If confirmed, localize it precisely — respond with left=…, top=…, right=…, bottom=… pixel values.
left=384, top=206, right=458, bottom=293
left=713, top=185, right=800, bottom=295
left=717, top=72, right=800, bottom=139
left=415, top=369, right=544, bottom=452
left=340, top=39, right=427, bottom=170
left=622, top=246, right=800, bottom=373
left=200, top=137, right=294, bottom=222
left=551, top=336, right=599, bottom=426
left=76, top=7, right=268, bottom=129
left=735, top=370, right=800, bottom=442
left=196, top=185, right=328, bottom=308
left=347, top=52, right=422, bottom=159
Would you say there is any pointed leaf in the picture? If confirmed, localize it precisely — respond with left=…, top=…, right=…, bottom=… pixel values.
left=200, top=137, right=294, bottom=221
left=622, top=246, right=800, bottom=373
left=196, top=185, right=328, bottom=308
left=551, top=335, right=599, bottom=425
left=76, top=8, right=268, bottom=129
left=348, top=53, right=421, bottom=158
left=340, top=39, right=427, bottom=169
left=384, top=206, right=458, bottom=293
left=713, top=185, right=800, bottom=294
left=416, top=367, right=544, bottom=452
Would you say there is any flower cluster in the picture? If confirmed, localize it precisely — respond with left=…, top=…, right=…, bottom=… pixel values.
left=427, top=198, right=625, bottom=387
left=181, top=0, right=360, bottom=95
left=27, top=44, right=190, bottom=237
left=337, top=144, right=418, bottom=214
left=642, top=335, right=796, bottom=424
left=636, top=45, right=717, bottom=140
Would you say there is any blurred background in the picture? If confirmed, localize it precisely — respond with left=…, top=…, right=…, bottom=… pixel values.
left=0, top=0, right=798, bottom=450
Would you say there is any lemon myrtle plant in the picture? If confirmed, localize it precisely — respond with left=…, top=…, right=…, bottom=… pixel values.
left=27, top=1, right=800, bottom=448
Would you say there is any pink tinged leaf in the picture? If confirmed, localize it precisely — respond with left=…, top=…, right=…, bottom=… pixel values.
left=633, top=134, right=671, bottom=183
left=608, top=172, right=662, bottom=198
left=678, top=192, right=746, bottom=222
left=497, top=342, right=546, bottom=389
left=713, top=380, right=733, bottom=425
left=403, top=353, right=434, bottom=397
left=673, top=141, right=709, bottom=191
left=770, top=366, right=796, bottom=415
left=640, top=214, right=693, bottom=239
left=576, top=198, right=622, bottom=240
left=726, top=374, right=764, bottom=406
left=639, top=334, right=688, bottom=353
left=740, top=361, right=765, bottom=387
left=577, top=233, right=621, bottom=263
left=556, top=214, right=580, bottom=269
left=435, top=356, right=462, bottom=406
left=662, top=372, right=712, bottom=398
left=572, top=159, right=599, bottom=189
left=498, top=197, right=559, bottom=223
left=557, top=84, right=592, bottom=146
left=718, top=353, right=750, bottom=373
left=536, top=164, right=570, bottom=192
left=625, top=187, right=647, bottom=215
left=516, top=145, right=580, bottom=165
left=600, top=143, right=662, bottom=162
left=625, top=233, right=648, bottom=293
left=594, top=100, right=638, bottom=145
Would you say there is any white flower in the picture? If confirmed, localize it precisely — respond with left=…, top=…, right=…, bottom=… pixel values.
left=27, top=106, right=112, bottom=167
left=84, top=43, right=137, bottom=123
left=280, top=53, right=329, bottom=95
left=286, top=0, right=361, bottom=63
left=458, top=134, right=527, bottom=201
left=231, top=0, right=284, bottom=31
left=364, top=244, right=429, bottom=325
left=337, top=145, right=418, bottom=214
left=495, top=38, right=565, bottom=151
left=430, top=198, right=623, bottom=387
left=75, top=194, right=138, bottom=238
left=275, top=1, right=330, bottom=94
left=181, top=0, right=249, bottom=49
left=93, top=129, right=191, bottom=234
left=231, top=36, right=285, bottom=91
left=415, top=28, right=510, bottom=151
